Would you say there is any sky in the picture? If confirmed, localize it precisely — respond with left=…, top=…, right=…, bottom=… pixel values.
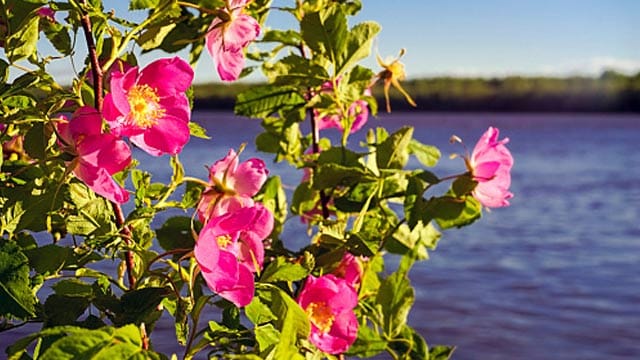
left=31, top=0, right=640, bottom=83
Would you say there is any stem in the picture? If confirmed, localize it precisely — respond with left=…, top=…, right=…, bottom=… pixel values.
left=79, top=0, right=103, bottom=110
left=298, top=44, right=331, bottom=219
left=112, top=203, right=137, bottom=288
left=79, top=0, right=136, bottom=289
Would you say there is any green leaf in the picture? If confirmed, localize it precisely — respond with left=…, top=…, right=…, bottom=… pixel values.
left=156, top=216, right=196, bottom=251
left=246, top=296, right=277, bottom=325
left=0, top=241, right=36, bottom=319
left=24, top=244, right=73, bottom=276
left=409, top=139, right=441, bottom=167
left=452, top=174, right=478, bottom=197
left=235, top=85, right=306, bottom=118
left=377, top=126, right=413, bottom=170
left=301, top=8, right=347, bottom=66
left=271, top=288, right=309, bottom=359
left=137, top=23, right=177, bottom=50
left=114, top=287, right=169, bottom=327
left=254, top=324, right=280, bottom=353
left=188, top=121, right=211, bottom=139
left=388, top=325, right=429, bottom=360
left=335, top=21, right=381, bottom=75
left=42, top=19, right=72, bottom=55
left=312, top=163, right=374, bottom=190
left=255, top=176, right=287, bottom=235
left=260, top=256, right=310, bottom=283
left=130, top=0, right=160, bottom=10
left=377, top=271, right=414, bottom=338
left=261, top=29, right=302, bottom=47
left=43, top=294, right=90, bottom=326
left=345, top=323, right=387, bottom=358
left=52, top=279, right=94, bottom=298
left=270, top=55, right=329, bottom=87
left=6, top=15, right=39, bottom=63
left=429, top=345, right=456, bottom=360
left=428, top=195, right=482, bottom=230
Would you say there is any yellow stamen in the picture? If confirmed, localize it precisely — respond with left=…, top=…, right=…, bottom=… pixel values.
left=217, top=234, right=233, bottom=249
left=127, top=84, right=165, bottom=128
left=305, top=301, right=335, bottom=333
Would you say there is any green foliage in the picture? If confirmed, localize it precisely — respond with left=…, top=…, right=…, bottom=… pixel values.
left=0, top=0, right=510, bottom=358
left=0, top=241, right=36, bottom=319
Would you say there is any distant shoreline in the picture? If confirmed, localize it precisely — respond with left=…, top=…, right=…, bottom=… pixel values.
left=193, top=71, right=640, bottom=113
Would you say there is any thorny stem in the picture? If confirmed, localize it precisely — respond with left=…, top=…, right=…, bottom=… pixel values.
left=298, top=44, right=331, bottom=219
left=79, top=0, right=136, bottom=289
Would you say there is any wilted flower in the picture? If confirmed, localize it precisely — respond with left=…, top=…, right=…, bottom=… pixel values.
left=466, top=126, right=514, bottom=208
left=376, top=49, right=417, bottom=113
left=194, top=205, right=273, bottom=307
left=297, top=274, right=358, bottom=354
left=205, top=0, right=260, bottom=81
left=56, top=106, right=131, bottom=204
left=103, top=57, right=194, bottom=156
left=196, top=148, right=269, bottom=223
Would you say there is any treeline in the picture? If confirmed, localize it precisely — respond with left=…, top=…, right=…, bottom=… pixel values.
left=193, top=70, right=640, bottom=112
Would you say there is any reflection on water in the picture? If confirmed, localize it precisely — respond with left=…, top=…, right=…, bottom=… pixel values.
left=3, top=112, right=639, bottom=359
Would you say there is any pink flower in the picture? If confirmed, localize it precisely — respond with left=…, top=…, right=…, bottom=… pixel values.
left=194, top=205, right=273, bottom=307
left=196, top=149, right=269, bottom=223
left=103, top=57, right=194, bottom=156
left=332, top=252, right=364, bottom=289
left=205, top=0, right=260, bottom=81
left=467, top=126, right=514, bottom=208
left=57, top=106, right=131, bottom=204
left=314, top=79, right=370, bottom=134
left=297, top=274, right=358, bottom=354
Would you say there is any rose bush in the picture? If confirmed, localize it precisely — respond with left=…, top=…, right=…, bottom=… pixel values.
left=0, top=1, right=513, bottom=359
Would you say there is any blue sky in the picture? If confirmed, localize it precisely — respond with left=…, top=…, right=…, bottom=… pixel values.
left=37, top=0, right=640, bottom=83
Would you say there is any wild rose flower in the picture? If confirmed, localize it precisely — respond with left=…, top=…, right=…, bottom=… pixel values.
left=103, top=57, right=194, bottom=156
left=332, top=252, right=364, bottom=289
left=314, top=79, right=371, bottom=134
left=194, top=205, right=273, bottom=307
left=205, top=0, right=260, bottom=81
left=196, top=148, right=269, bottom=223
left=297, top=274, right=358, bottom=354
left=376, top=49, right=417, bottom=113
left=57, top=106, right=131, bottom=204
left=466, top=126, right=514, bottom=208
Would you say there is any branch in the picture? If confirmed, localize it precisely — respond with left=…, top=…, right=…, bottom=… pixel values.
left=299, top=44, right=332, bottom=219
left=79, top=0, right=136, bottom=288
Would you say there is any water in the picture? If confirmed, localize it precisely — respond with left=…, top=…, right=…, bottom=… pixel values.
left=3, top=112, right=639, bottom=359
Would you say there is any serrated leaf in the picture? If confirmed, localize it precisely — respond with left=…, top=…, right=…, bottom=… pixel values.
left=188, top=121, right=210, bottom=139
left=312, top=163, right=374, bottom=190
left=336, top=21, right=380, bottom=75
left=235, top=85, right=306, bottom=118
left=261, top=29, right=302, bottom=46
left=428, top=195, right=482, bottom=230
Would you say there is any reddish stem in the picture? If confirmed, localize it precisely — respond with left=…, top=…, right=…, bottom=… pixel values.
left=79, top=0, right=136, bottom=288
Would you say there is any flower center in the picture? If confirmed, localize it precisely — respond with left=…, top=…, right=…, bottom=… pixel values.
left=305, top=301, right=335, bottom=334
left=127, top=84, right=164, bottom=128
left=216, top=234, right=233, bottom=249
